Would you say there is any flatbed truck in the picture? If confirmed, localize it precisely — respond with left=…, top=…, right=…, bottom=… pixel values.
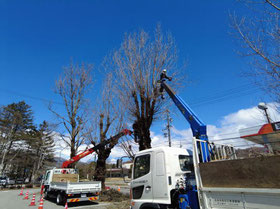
left=44, top=168, right=101, bottom=205
left=43, top=129, right=132, bottom=205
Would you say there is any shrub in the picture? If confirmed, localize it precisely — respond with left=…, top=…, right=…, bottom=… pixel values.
left=25, top=184, right=33, bottom=188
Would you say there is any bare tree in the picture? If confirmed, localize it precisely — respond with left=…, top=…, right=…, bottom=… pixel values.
left=89, top=73, right=125, bottom=189
left=231, top=1, right=280, bottom=101
left=104, top=25, right=182, bottom=151
left=49, top=62, right=92, bottom=167
left=264, top=0, right=280, bottom=11
left=118, top=138, right=137, bottom=160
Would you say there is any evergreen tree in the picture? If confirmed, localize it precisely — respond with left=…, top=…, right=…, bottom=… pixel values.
left=0, top=102, right=55, bottom=181
left=0, top=101, right=35, bottom=175
left=28, top=121, right=55, bottom=182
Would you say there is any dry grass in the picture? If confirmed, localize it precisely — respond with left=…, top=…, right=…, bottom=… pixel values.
left=100, top=189, right=129, bottom=202
left=101, top=189, right=130, bottom=209
left=105, top=200, right=130, bottom=209
left=105, top=178, right=124, bottom=182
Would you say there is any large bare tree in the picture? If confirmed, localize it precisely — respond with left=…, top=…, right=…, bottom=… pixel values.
left=104, top=26, right=181, bottom=151
left=231, top=1, right=280, bottom=101
left=50, top=62, right=92, bottom=167
left=89, top=73, right=125, bottom=189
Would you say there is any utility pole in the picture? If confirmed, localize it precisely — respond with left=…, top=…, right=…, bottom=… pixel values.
left=163, top=110, right=172, bottom=147
left=257, top=102, right=273, bottom=154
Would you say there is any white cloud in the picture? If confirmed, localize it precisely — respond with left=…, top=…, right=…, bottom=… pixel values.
left=151, top=103, right=280, bottom=150
left=151, top=128, right=193, bottom=150
left=53, top=133, right=97, bottom=163
left=109, top=146, right=127, bottom=159
left=222, top=103, right=280, bottom=127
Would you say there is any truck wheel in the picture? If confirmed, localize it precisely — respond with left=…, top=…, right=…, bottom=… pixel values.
left=56, top=193, right=65, bottom=205
left=44, top=191, right=49, bottom=200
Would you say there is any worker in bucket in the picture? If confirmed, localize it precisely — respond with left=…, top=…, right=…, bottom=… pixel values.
left=159, top=69, right=172, bottom=99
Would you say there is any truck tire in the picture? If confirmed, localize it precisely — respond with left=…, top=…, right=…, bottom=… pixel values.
left=44, top=191, right=50, bottom=200
left=56, top=193, right=65, bottom=205
left=140, top=203, right=161, bottom=209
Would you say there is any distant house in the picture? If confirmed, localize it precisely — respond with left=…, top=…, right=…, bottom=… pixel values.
left=122, top=161, right=133, bottom=169
left=106, top=161, right=133, bottom=178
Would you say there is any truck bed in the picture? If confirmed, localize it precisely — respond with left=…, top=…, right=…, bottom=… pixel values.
left=198, top=155, right=280, bottom=209
left=199, top=155, right=280, bottom=188
left=50, top=181, right=102, bottom=194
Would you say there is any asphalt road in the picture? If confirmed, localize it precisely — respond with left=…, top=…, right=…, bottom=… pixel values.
left=0, top=189, right=111, bottom=209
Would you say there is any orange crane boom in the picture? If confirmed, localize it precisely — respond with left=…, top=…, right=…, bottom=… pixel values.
left=61, top=129, right=132, bottom=168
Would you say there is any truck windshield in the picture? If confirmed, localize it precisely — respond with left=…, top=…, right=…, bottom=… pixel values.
left=179, top=155, right=193, bottom=171
left=45, top=171, right=50, bottom=181
left=133, top=154, right=150, bottom=179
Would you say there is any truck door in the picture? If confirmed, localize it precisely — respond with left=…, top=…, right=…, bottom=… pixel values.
left=44, top=170, right=51, bottom=186
left=153, top=151, right=168, bottom=199
left=131, top=153, right=153, bottom=202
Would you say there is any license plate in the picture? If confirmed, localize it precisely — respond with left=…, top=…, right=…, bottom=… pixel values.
left=81, top=194, right=86, bottom=198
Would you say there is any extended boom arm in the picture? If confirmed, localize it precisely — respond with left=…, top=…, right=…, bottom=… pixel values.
left=61, top=129, right=132, bottom=168
left=159, top=76, right=210, bottom=162
left=161, top=82, right=207, bottom=140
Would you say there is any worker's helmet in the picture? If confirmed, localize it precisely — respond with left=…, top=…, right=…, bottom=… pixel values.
left=162, top=69, right=167, bottom=73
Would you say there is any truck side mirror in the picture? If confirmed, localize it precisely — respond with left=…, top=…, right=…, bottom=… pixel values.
left=132, top=123, right=140, bottom=143
left=184, top=161, right=194, bottom=172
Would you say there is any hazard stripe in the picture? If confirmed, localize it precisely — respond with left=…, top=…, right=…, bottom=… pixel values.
left=69, top=199, right=80, bottom=202
left=88, top=196, right=99, bottom=201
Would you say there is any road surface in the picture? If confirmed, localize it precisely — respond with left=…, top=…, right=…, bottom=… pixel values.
left=0, top=189, right=111, bottom=209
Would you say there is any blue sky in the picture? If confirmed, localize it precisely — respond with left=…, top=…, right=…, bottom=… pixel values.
left=0, top=0, right=269, bottom=147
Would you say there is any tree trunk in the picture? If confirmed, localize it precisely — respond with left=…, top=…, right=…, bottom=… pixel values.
left=0, top=140, right=14, bottom=174
left=137, top=119, right=152, bottom=151
left=138, top=129, right=152, bottom=151
left=0, top=148, right=8, bottom=175
left=93, top=152, right=107, bottom=189
left=69, top=141, right=77, bottom=168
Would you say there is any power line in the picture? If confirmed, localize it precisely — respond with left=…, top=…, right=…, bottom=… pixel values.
left=233, top=140, right=280, bottom=148
left=208, top=132, right=240, bottom=137
left=0, top=88, right=64, bottom=106
left=191, top=87, right=261, bottom=107
left=209, top=136, right=243, bottom=142
left=190, top=83, right=253, bottom=104
left=0, top=83, right=261, bottom=108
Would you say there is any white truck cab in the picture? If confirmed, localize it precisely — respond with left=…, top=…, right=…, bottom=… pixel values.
left=130, top=141, right=280, bottom=209
left=130, top=147, right=193, bottom=209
